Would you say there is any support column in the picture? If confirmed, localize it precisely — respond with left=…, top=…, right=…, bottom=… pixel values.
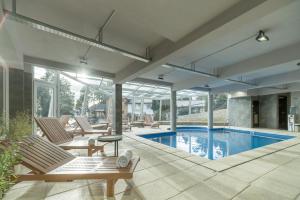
left=171, top=90, right=177, bottom=132
left=132, top=96, right=135, bottom=122
left=208, top=91, right=213, bottom=129
left=140, top=97, right=144, bottom=118
left=113, top=84, right=122, bottom=135
left=159, top=99, right=162, bottom=121
left=188, top=97, right=192, bottom=115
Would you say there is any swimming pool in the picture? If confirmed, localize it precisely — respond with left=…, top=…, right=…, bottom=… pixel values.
left=140, top=127, right=294, bottom=160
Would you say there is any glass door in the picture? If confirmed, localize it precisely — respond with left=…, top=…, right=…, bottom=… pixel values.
left=34, top=80, right=57, bottom=117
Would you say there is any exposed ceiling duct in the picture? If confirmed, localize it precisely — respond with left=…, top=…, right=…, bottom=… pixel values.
left=3, top=9, right=151, bottom=63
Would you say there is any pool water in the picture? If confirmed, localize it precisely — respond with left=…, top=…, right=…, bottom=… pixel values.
left=140, top=128, right=294, bottom=160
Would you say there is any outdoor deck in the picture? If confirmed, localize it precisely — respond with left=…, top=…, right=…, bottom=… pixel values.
left=4, top=127, right=300, bottom=200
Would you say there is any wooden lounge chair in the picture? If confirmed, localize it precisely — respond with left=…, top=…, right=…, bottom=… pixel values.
left=35, top=117, right=106, bottom=156
left=17, top=135, right=140, bottom=197
left=75, top=116, right=112, bottom=136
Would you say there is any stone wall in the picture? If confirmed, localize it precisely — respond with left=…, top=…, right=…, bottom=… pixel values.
left=259, top=94, right=278, bottom=129
left=228, top=96, right=252, bottom=128
left=291, top=91, right=300, bottom=123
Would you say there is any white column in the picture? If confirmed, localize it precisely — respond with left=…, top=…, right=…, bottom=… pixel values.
left=141, top=97, right=144, bottom=118
left=208, top=91, right=213, bottom=129
left=188, top=96, right=192, bottom=115
left=159, top=99, right=162, bottom=121
left=171, top=90, right=177, bottom=131
left=131, top=96, right=135, bottom=122
left=113, top=84, right=122, bottom=135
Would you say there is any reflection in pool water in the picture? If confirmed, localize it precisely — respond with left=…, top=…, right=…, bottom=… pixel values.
left=141, top=129, right=293, bottom=160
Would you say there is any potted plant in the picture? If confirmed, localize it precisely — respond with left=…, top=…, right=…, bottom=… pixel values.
left=0, top=112, right=32, bottom=198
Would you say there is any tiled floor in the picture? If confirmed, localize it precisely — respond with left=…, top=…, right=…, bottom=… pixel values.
left=4, top=127, right=300, bottom=200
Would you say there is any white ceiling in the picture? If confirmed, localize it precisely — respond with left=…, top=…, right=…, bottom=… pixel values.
left=1, top=0, right=300, bottom=94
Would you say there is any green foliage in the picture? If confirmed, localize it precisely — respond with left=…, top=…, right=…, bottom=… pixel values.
left=59, top=76, right=75, bottom=115
left=37, top=71, right=75, bottom=116
left=0, top=112, right=32, bottom=198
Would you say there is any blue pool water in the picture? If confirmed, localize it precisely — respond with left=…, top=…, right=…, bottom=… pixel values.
left=140, top=128, right=294, bottom=160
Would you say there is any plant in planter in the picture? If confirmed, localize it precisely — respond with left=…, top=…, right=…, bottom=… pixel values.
left=0, top=112, right=32, bottom=198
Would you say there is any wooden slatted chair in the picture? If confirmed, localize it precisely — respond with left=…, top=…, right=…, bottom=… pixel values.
left=17, top=135, right=140, bottom=197
left=75, top=116, right=112, bottom=136
left=35, top=117, right=106, bottom=156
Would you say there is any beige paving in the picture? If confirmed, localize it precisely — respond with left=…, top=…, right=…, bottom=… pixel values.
left=4, top=126, right=300, bottom=200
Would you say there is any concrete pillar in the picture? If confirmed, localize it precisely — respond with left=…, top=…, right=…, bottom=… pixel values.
left=131, top=96, right=135, bottom=122
left=208, top=92, right=213, bottom=129
left=207, top=129, right=213, bottom=159
left=188, top=97, right=192, bottom=115
left=141, top=97, right=144, bottom=118
left=171, top=90, right=177, bottom=131
left=113, top=84, right=122, bottom=135
left=159, top=99, right=162, bottom=121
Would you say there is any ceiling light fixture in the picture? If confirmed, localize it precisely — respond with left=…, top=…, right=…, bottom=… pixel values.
left=158, top=74, right=164, bottom=80
left=256, top=30, right=269, bottom=42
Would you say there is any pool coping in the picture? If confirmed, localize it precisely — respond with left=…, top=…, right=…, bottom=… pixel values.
left=125, top=127, right=300, bottom=172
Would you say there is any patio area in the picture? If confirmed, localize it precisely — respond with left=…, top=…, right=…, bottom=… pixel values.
left=4, top=126, right=300, bottom=200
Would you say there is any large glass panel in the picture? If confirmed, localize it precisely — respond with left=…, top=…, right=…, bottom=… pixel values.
left=35, top=84, right=56, bottom=117
left=0, top=66, right=3, bottom=119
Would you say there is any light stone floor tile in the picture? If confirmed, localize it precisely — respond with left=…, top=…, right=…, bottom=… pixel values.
left=162, top=147, right=181, bottom=153
left=158, top=153, right=181, bottom=162
left=4, top=182, right=49, bottom=200
left=252, top=176, right=300, bottom=199
left=172, top=150, right=193, bottom=158
left=133, top=179, right=180, bottom=200
left=45, top=180, right=101, bottom=197
left=185, top=165, right=216, bottom=181
left=237, top=159, right=278, bottom=174
left=162, top=171, right=199, bottom=191
left=147, top=163, right=180, bottom=178
left=233, top=185, right=293, bottom=200
left=169, top=182, right=228, bottom=200
left=216, top=154, right=251, bottom=167
left=169, top=159, right=196, bottom=170
left=138, top=157, right=165, bottom=169
left=264, top=167, right=300, bottom=189
left=115, top=189, right=143, bottom=200
left=185, top=155, right=209, bottom=164
left=259, top=151, right=295, bottom=165
left=44, top=182, right=108, bottom=200
left=223, top=166, right=262, bottom=183
left=127, top=169, right=159, bottom=187
left=201, top=160, right=232, bottom=171
left=205, top=174, right=249, bottom=199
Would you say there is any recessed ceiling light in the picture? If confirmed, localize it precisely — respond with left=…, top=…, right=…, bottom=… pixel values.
left=158, top=74, right=164, bottom=80
left=256, top=30, right=269, bottom=42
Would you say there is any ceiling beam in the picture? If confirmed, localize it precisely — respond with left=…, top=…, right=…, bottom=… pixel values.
left=173, top=41, right=300, bottom=91
left=114, top=0, right=293, bottom=84
left=132, top=77, right=173, bottom=87
left=247, top=82, right=300, bottom=96
left=211, top=69, right=300, bottom=94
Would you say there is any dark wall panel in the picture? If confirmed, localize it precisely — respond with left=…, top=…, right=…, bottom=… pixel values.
left=9, top=68, right=32, bottom=118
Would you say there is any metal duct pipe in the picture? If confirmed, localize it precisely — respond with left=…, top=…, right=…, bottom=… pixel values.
left=162, top=63, right=218, bottom=78
left=4, top=9, right=151, bottom=63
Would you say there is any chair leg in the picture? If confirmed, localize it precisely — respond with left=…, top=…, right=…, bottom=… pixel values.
left=107, top=179, right=116, bottom=197
left=88, top=147, right=92, bottom=156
